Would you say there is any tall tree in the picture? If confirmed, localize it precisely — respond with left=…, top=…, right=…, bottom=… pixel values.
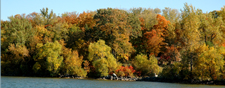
left=180, top=3, right=201, bottom=78
left=33, top=41, right=63, bottom=76
left=162, top=7, right=180, bottom=24
left=194, top=45, right=224, bottom=80
left=94, top=8, right=134, bottom=61
left=199, top=12, right=225, bottom=46
left=61, top=47, right=87, bottom=77
left=2, top=14, right=34, bottom=49
left=88, top=40, right=119, bottom=77
left=180, top=3, right=201, bottom=51
left=144, top=14, right=170, bottom=56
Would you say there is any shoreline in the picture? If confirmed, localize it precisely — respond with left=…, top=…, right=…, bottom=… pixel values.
left=2, top=75, right=224, bottom=85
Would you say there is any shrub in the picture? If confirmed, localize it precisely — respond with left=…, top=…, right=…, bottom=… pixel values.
left=116, top=66, right=135, bottom=77
left=161, top=62, right=182, bottom=80
left=133, top=54, right=161, bottom=77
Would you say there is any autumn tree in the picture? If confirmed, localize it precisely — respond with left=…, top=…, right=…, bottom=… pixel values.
left=217, top=6, right=225, bottom=22
left=61, top=47, right=87, bottom=77
left=179, top=4, right=201, bottom=77
left=132, top=54, right=161, bottom=76
left=115, top=66, right=135, bottom=77
left=180, top=3, right=201, bottom=51
left=33, top=41, right=63, bottom=76
left=59, top=12, right=78, bottom=25
left=162, top=7, right=180, bottom=46
left=2, top=4, right=225, bottom=81
left=40, top=8, right=58, bottom=26
left=39, top=8, right=69, bottom=42
left=63, top=11, right=97, bottom=61
left=162, top=7, right=180, bottom=24
left=159, top=45, right=181, bottom=65
left=1, top=14, right=35, bottom=75
left=194, top=45, right=224, bottom=80
left=88, top=40, right=119, bottom=77
left=144, top=14, right=170, bottom=56
left=128, top=10, right=142, bottom=39
left=1, top=44, right=30, bottom=75
left=94, top=8, right=134, bottom=61
left=127, top=9, right=144, bottom=58
left=198, top=12, right=225, bottom=46
left=218, top=46, right=225, bottom=79
left=1, top=14, right=34, bottom=50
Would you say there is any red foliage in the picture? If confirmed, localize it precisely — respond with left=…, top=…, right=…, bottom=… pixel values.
left=116, top=66, right=135, bottom=77
left=108, top=72, right=113, bottom=75
left=135, top=71, right=142, bottom=76
left=160, top=55, right=171, bottom=61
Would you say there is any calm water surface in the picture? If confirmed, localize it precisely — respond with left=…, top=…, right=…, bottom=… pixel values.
left=1, top=76, right=224, bottom=88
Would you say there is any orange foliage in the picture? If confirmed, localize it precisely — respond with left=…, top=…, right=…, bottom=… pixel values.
left=144, top=30, right=165, bottom=56
left=154, top=14, right=170, bottom=30
left=59, top=12, right=95, bottom=31
left=116, top=66, right=135, bottom=77
left=139, top=17, right=146, bottom=31
left=59, top=12, right=78, bottom=25
left=8, top=44, right=29, bottom=61
left=26, top=12, right=39, bottom=27
left=77, top=12, right=96, bottom=31
left=83, top=60, right=90, bottom=73
left=144, top=14, right=170, bottom=56
left=222, top=41, right=225, bottom=47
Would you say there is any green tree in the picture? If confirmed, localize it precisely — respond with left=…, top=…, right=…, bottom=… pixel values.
left=33, top=41, right=63, bottom=76
left=1, top=14, right=34, bottom=50
left=1, top=14, right=35, bottom=76
left=139, top=8, right=158, bottom=30
left=133, top=54, right=161, bottom=76
left=162, top=7, right=180, bottom=24
left=128, top=12, right=142, bottom=39
left=88, top=40, right=118, bottom=77
left=161, top=62, right=182, bottom=80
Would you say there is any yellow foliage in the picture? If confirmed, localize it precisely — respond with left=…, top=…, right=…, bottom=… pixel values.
left=194, top=46, right=224, bottom=80
left=34, top=41, right=63, bottom=76
left=88, top=40, right=119, bottom=76
left=62, top=47, right=86, bottom=77
left=133, top=54, right=161, bottom=76
left=8, top=44, right=29, bottom=59
left=194, top=44, right=209, bottom=56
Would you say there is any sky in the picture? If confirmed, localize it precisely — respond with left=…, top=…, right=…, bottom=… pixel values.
left=1, top=0, right=225, bottom=21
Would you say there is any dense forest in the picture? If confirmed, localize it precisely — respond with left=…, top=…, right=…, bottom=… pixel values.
left=1, top=3, right=225, bottom=82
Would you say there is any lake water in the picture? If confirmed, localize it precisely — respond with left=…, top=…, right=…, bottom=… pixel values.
left=1, top=76, right=224, bottom=88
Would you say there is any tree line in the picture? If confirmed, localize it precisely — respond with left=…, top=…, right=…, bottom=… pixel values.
left=1, top=3, right=225, bottom=81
